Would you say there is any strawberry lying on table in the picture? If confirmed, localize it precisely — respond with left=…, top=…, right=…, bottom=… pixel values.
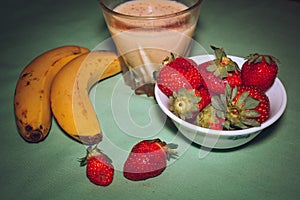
left=123, top=138, right=177, bottom=181
left=79, top=146, right=114, bottom=186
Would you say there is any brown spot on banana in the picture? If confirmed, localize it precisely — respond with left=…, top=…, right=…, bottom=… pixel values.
left=21, top=110, right=28, bottom=118
left=21, top=71, right=32, bottom=79
left=44, top=70, right=49, bottom=77
left=82, top=109, right=88, bottom=117
left=32, top=77, right=40, bottom=81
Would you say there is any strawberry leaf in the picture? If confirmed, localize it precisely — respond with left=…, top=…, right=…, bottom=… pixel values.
left=211, top=45, right=227, bottom=59
left=254, top=56, right=263, bottom=64
left=216, top=110, right=226, bottom=119
left=153, top=71, right=159, bottom=80
left=226, top=62, right=238, bottom=72
left=167, top=143, right=179, bottom=149
left=220, top=94, right=227, bottom=108
left=212, top=96, right=225, bottom=111
left=240, top=118, right=261, bottom=127
left=236, top=91, right=249, bottom=108
left=270, top=55, right=280, bottom=64
left=223, top=121, right=231, bottom=130
left=240, top=110, right=260, bottom=118
left=225, top=84, right=231, bottom=101
left=247, top=56, right=256, bottom=65
left=219, top=67, right=229, bottom=78
left=264, top=56, right=271, bottom=65
left=235, top=121, right=249, bottom=129
left=243, top=96, right=260, bottom=110
left=206, top=64, right=217, bottom=72
left=246, top=54, right=259, bottom=64
left=230, top=86, right=238, bottom=102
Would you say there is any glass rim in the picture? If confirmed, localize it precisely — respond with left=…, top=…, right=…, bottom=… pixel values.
left=98, top=0, right=202, bottom=20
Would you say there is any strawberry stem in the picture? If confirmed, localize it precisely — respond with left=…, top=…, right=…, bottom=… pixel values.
left=78, top=145, right=102, bottom=167
left=165, top=143, right=178, bottom=160
left=208, top=45, right=240, bottom=78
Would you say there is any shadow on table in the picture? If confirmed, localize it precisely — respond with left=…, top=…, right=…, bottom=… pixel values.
left=163, top=113, right=286, bottom=153
left=202, top=116, right=286, bottom=153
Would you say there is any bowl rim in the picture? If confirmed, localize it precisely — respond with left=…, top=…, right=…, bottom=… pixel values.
left=154, top=54, right=287, bottom=136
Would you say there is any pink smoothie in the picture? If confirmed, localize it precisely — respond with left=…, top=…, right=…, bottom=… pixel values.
left=104, top=0, right=200, bottom=87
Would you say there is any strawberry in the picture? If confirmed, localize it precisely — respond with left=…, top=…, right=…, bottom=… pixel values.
left=194, top=104, right=225, bottom=130
left=241, top=53, right=279, bottom=92
left=156, top=54, right=205, bottom=97
left=79, top=146, right=114, bottom=186
left=123, top=138, right=177, bottom=181
left=169, top=87, right=211, bottom=120
left=219, top=84, right=270, bottom=130
left=198, top=46, right=242, bottom=94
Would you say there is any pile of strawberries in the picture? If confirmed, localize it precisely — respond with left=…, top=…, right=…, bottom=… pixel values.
left=157, top=45, right=279, bottom=130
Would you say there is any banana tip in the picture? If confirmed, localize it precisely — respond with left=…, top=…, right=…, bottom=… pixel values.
left=79, top=133, right=102, bottom=145
left=22, top=127, right=45, bottom=143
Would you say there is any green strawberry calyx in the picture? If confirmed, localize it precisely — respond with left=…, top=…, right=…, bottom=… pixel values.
left=195, top=104, right=225, bottom=129
left=206, top=45, right=240, bottom=78
left=169, top=88, right=201, bottom=120
left=152, top=138, right=178, bottom=161
left=224, top=84, right=261, bottom=129
left=140, top=139, right=178, bottom=161
left=78, top=145, right=112, bottom=167
left=245, top=53, right=280, bottom=65
left=153, top=53, right=176, bottom=81
left=162, top=52, right=176, bottom=65
left=210, top=84, right=262, bottom=130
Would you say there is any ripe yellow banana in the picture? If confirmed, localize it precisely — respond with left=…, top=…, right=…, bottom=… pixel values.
left=14, top=45, right=90, bottom=143
left=50, top=50, right=121, bottom=145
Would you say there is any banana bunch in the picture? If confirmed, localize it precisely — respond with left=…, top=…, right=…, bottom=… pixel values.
left=14, top=46, right=121, bottom=144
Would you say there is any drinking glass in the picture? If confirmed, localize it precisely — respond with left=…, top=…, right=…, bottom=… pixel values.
left=99, top=0, right=203, bottom=90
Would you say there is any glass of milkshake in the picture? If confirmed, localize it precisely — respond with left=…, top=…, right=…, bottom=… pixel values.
left=98, top=0, right=202, bottom=90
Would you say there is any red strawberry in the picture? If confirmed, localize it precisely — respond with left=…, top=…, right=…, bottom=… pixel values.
left=80, top=146, right=114, bottom=186
left=198, top=46, right=242, bottom=94
left=241, top=53, right=279, bottom=92
left=169, top=87, right=211, bottom=120
left=156, top=54, right=205, bottom=97
left=222, top=84, right=270, bottom=129
left=123, top=138, right=177, bottom=181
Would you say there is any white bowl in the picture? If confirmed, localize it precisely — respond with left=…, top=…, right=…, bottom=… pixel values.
left=155, top=55, right=287, bottom=149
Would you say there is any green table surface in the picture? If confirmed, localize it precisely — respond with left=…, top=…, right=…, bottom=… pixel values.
left=1, top=0, right=299, bottom=199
